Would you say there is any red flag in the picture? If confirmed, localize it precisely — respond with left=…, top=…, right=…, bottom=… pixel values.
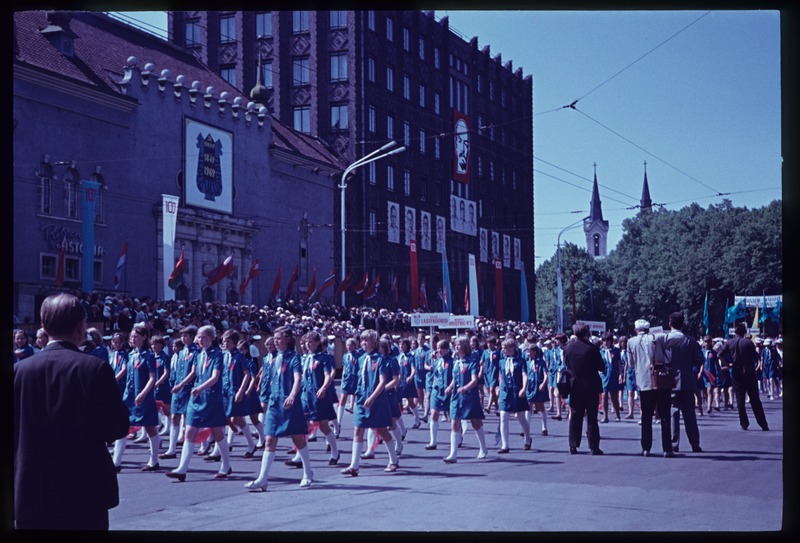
left=494, top=259, right=504, bottom=320
left=306, top=267, right=318, bottom=300
left=286, top=264, right=299, bottom=297
left=392, top=275, right=399, bottom=306
left=419, top=279, right=428, bottom=309
left=353, top=272, right=369, bottom=294
left=409, top=240, right=419, bottom=309
left=317, top=269, right=337, bottom=298
left=334, top=271, right=352, bottom=299
left=464, top=283, right=470, bottom=313
left=168, top=246, right=187, bottom=289
left=207, top=255, right=234, bottom=286
left=240, top=258, right=261, bottom=295
left=113, top=240, right=128, bottom=290
left=364, top=274, right=380, bottom=300
left=55, top=235, right=66, bottom=288
left=270, top=265, right=283, bottom=299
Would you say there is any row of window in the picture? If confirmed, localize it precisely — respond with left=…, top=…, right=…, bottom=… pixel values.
left=40, top=253, right=102, bottom=283
left=36, top=174, right=105, bottom=222
left=366, top=11, right=441, bottom=68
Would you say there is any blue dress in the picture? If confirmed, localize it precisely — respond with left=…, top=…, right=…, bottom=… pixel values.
left=341, top=351, right=360, bottom=395
left=109, top=349, right=129, bottom=400
left=430, top=353, right=453, bottom=412
left=526, top=355, right=550, bottom=403
left=170, top=344, right=197, bottom=415
left=450, top=355, right=484, bottom=420
left=717, top=352, right=732, bottom=388
left=353, top=350, right=393, bottom=428
left=246, top=357, right=263, bottom=415
left=265, top=349, right=308, bottom=437
left=223, top=349, right=251, bottom=417
left=186, top=345, right=226, bottom=428
left=301, top=350, right=338, bottom=421
left=499, top=354, right=528, bottom=412
left=761, top=347, right=780, bottom=379
left=398, top=351, right=417, bottom=399
left=13, top=343, right=35, bottom=364
left=547, top=347, right=563, bottom=389
left=622, top=350, right=637, bottom=391
left=154, top=349, right=172, bottom=404
left=414, top=346, right=430, bottom=390
left=385, top=355, right=402, bottom=418
left=125, top=347, right=158, bottom=426
left=702, top=348, right=720, bottom=388
left=259, top=352, right=276, bottom=405
left=600, top=346, right=622, bottom=392
left=88, top=345, right=109, bottom=363
left=482, top=348, right=500, bottom=387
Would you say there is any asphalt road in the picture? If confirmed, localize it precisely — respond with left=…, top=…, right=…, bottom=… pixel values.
left=110, top=392, right=788, bottom=533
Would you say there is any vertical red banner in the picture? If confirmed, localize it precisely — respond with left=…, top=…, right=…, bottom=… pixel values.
left=453, top=111, right=471, bottom=184
left=410, top=240, right=419, bottom=309
left=494, top=259, right=504, bottom=321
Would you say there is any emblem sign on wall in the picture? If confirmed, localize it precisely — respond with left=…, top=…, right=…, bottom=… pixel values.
left=449, top=194, right=477, bottom=236
left=184, top=117, right=233, bottom=214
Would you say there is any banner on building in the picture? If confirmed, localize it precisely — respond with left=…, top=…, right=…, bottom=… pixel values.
left=162, top=194, right=180, bottom=300
left=449, top=194, right=477, bottom=236
left=468, top=253, right=479, bottom=317
left=453, top=111, right=471, bottom=184
left=80, top=179, right=100, bottom=292
left=734, top=295, right=782, bottom=308
left=184, top=118, right=233, bottom=214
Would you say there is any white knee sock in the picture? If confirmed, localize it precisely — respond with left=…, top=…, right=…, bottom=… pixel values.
left=475, top=426, right=487, bottom=456
left=227, top=427, right=236, bottom=449
left=336, top=403, right=345, bottom=426
left=397, top=415, right=406, bottom=435
left=325, top=432, right=339, bottom=458
left=461, top=419, right=469, bottom=434
left=540, top=410, right=548, bottom=431
left=517, top=411, right=531, bottom=441
left=429, top=419, right=439, bottom=446
left=112, top=437, right=127, bottom=466
left=175, top=440, right=195, bottom=473
left=412, top=405, right=420, bottom=424
left=366, top=428, right=377, bottom=452
left=383, top=438, right=398, bottom=465
left=254, top=421, right=265, bottom=446
left=148, top=434, right=160, bottom=466
left=500, top=411, right=510, bottom=449
left=254, top=450, right=274, bottom=484
left=166, top=424, right=178, bottom=454
left=219, top=437, right=232, bottom=473
left=298, top=445, right=313, bottom=481
left=351, top=440, right=363, bottom=470
left=448, top=430, right=459, bottom=460
left=390, top=426, right=403, bottom=446
left=242, top=423, right=255, bottom=449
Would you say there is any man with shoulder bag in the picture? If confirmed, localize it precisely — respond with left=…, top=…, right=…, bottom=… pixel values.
left=627, top=319, right=674, bottom=457
left=719, top=322, right=769, bottom=431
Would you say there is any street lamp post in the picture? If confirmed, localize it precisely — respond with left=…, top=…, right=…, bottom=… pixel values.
left=556, top=216, right=589, bottom=333
left=340, top=141, right=407, bottom=306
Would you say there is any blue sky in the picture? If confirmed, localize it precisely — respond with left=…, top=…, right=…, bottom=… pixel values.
left=111, top=10, right=782, bottom=267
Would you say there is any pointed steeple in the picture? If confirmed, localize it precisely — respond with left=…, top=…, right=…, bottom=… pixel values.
left=589, top=162, right=604, bottom=223
left=640, top=160, right=652, bottom=211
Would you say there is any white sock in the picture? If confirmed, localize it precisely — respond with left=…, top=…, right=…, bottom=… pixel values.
left=540, top=410, right=548, bottom=431
left=298, top=445, right=313, bottom=481
left=177, top=420, right=185, bottom=443
left=448, top=430, right=459, bottom=459
left=429, top=419, right=439, bottom=446
left=517, top=411, right=531, bottom=441
left=148, top=434, right=160, bottom=466
left=175, top=440, right=195, bottom=473
left=366, top=428, right=377, bottom=452
left=242, top=423, right=256, bottom=450
left=461, top=420, right=469, bottom=434
left=210, top=441, right=221, bottom=457
left=332, top=419, right=341, bottom=435
left=219, top=437, right=232, bottom=473
left=166, top=424, right=178, bottom=454
left=412, top=405, right=420, bottom=424
left=291, top=450, right=302, bottom=462
left=351, top=440, right=363, bottom=470
left=384, top=437, right=398, bottom=465
left=500, top=412, right=510, bottom=449
left=336, top=403, right=345, bottom=425
left=254, top=421, right=265, bottom=446
left=325, top=432, right=339, bottom=458
left=397, top=416, right=406, bottom=435
left=227, top=427, right=236, bottom=449
left=390, top=426, right=403, bottom=446
left=475, top=426, right=487, bottom=456
left=112, top=437, right=128, bottom=466
left=254, top=450, right=274, bottom=484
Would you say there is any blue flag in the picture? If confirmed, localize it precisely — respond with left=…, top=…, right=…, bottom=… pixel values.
left=441, top=251, right=452, bottom=313
left=520, top=269, right=530, bottom=322
left=703, top=291, right=709, bottom=335
left=759, top=294, right=768, bottom=324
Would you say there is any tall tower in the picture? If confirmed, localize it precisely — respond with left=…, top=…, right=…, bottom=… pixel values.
left=640, top=160, right=653, bottom=211
left=583, top=163, right=609, bottom=259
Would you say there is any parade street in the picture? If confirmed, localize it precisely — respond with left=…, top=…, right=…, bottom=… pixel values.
left=110, top=393, right=787, bottom=533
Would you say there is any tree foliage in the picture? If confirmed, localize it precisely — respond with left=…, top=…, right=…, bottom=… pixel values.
left=535, top=200, right=782, bottom=337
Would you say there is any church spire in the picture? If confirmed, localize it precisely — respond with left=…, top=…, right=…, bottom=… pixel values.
left=640, top=160, right=652, bottom=211
left=584, top=162, right=609, bottom=259
left=589, top=162, right=604, bottom=223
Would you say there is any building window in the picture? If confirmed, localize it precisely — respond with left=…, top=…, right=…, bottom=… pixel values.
left=419, top=36, right=425, bottom=60
left=386, top=16, right=393, bottom=41
left=419, top=128, right=426, bottom=154
left=434, top=180, right=442, bottom=206
left=434, top=92, right=440, bottom=115
left=512, top=170, right=517, bottom=190
left=220, top=65, right=236, bottom=86
left=434, top=136, right=440, bottom=160
left=293, top=57, right=310, bottom=86
left=501, top=88, right=506, bottom=107
left=367, top=11, right=376, bottom=31
left=403, top=121, right=410, bottom=147
left=292, top=11, right=309, bottom=33
left=37, top=165, right=52, bottom=214
left=403, top=27, right=410, bottom=51
left=367, top=56, right=376, bottom=82
left=450, top=53, right=454, bottom=67
left=185, top=20, right=200, bottom=47
left=477, top=74, right=482, bottom=94
left=65, top=255, right=80, bottom=282
left=403, top=74, right=411, bottom=100
left=330, top=10, right=347, bottom=29
left=293, top=106, right=310, bottom=133
left=463, top=63, right=468, bottom=76
left=387, top=164, right=395, bottom=191
left=594, top=233, right=601, bottom=257
left=489, top=160, right=495, bottom=181
left=489, top=78, right=495, bottom=101
left=91, top=173, right=105, bottom=224
left=330, top=52, right=347, bottom=81
left=368, top=105, right=376, bottom=133
left=387, top=114, right=394, bottom=139
left=386, top=66, right=394, bottom=92
left=260, top=60, right=273, bottom=88
left=63, top=169, right=79, bottom=219
left=434, top=47, right=440, bottom=69
left=256, top=12, right=272, bottom=38
left=369, top=161, right=377, bottom=185
left=41, top=254, right=56, bottom=280
left=419, top=83, right=426, bottom=108
left=331, top=104, right=348, bottom=130
left=477, top=155, right=483, bottom=177
left=219, top=14, right=235, bottom=44
left=404, top=169, right=411, bottom=196
left=420, top=177, right=427, bottom=201
left=369, top=209, right=377, bottom=237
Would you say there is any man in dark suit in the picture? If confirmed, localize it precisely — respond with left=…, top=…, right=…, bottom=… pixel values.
left=14, top=293, right=130, bottom=530
left=719, top=321, right=769, bottom=431
left=563, top=323, right=605, bottom=455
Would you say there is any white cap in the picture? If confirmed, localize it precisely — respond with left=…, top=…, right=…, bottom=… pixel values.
left=634, top=319, right=650, bottom=330
left=764, top=338, right=772, bottom=346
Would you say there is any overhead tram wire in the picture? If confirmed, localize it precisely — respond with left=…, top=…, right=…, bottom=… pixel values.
left=534, top=156, right=640, bottom=204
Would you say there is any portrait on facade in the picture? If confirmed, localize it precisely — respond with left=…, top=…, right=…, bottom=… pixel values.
left=503, top=234, right=512, bottom=268
left=184, top=117, right=233, bottom=214
left=450, top=194, right=458, bottom=232
left=479, top=228, right=488, bottom=263
left=405, top=206, right=416, bottom=247
left=453, top=111, right=470, bottom=184
left=387, top=201, right=400, bottom=244
left=491, top=231, right=499, bottom=263
left=514, top=237, right=522, bottom=270
left=436, top=215, right=446, bottom=254
left=420, top=211, right=432, bottom=251
left=467, top=201, right=477, bottom=236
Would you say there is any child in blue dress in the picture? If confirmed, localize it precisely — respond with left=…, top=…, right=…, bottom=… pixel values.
left=444, top=336, right=487, bottom=462
left=298, top=331, right=339, bottom=465
left=151, top=335, right=172, bottom=436
left=600, top=332, right=622, bottom=423
left=498, top=337, right=531, bottom=452
left=336, top=337, right=360, bottom=435
left=398, top=338, right=419, bottom=429
left=619, top=336, right=638, bottom=419
left=161, top=325, right=197, bottom=459
left=481, top=336, right=500, bottom=414
left=525, top=345, right=549, bottom=437
left=426, top=339, right=453, bottom=451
